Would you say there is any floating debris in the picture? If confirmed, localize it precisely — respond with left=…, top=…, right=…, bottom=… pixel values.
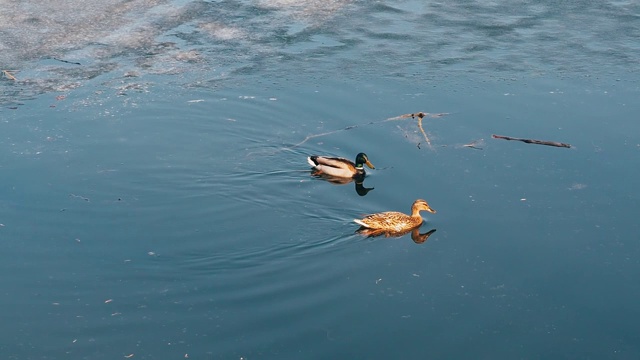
left=492, top=134, right=571, bottom=148
left=387, top=112, right=447, bottom=147
left=290, top=111, right=448, bottom=149
left=69, top=193, right=90, bottom=202
left=51, top=58, right=81, bottom=65
left=463, top=139, right=484, bottom=150
left=1, top=70, right=17, bottom=81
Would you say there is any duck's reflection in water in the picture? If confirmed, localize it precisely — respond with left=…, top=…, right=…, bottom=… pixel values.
left=357, top=227, right=437, bottom=244
left=310, top=172, right=374, bottom=196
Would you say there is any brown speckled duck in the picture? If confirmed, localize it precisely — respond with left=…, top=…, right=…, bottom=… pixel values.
left=354, top=199, right=436, bottom=232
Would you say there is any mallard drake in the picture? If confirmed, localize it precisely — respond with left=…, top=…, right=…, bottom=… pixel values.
left=307, top=153, right=374, bottom=178
left=354, top=199, right=436, bottom=232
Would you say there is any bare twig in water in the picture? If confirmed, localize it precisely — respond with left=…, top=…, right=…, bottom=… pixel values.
left=290, top=111, right=448, bottom=149
left=385, top=112, right=449, bottom=121
left=2, top=70, right=17, bottom=81
left=463, top=139, right=484, bottom=150
left=52, top=58, right=82, bottom=65
left=69, top=193, right=90, bottom=202
left=290, top=125, right=360, bottom=148
left=416, top=114, right=431, bottom=147
left=492, top=134, right=571, bottom=148
left=388, top=112, right=449, bottom=148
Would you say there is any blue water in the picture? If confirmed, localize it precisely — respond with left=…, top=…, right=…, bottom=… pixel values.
left=2, top=1, right=640, bottom=359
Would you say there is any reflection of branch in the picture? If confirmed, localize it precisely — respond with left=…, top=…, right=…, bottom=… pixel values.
left=492, top=134, right=571, bottom=148
left=290, top=112, right=448, bottom=149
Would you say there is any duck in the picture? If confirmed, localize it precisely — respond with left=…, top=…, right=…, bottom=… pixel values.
left=354, top=199, right=436, bottom=232
left=307, top=152, right=375, bottom=178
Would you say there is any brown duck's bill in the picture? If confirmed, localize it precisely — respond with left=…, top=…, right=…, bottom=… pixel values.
left=365, top=160, right=375, bottom=169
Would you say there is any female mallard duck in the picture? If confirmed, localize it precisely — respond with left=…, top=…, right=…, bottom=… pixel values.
left=354, top=199, right=436, bottom=232
left=307, top=152, right=375, bottom=178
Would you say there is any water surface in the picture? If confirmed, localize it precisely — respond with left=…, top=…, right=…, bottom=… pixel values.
left=2, top=0, right=640, bottom=359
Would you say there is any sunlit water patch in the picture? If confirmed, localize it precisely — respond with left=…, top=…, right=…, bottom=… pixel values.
left=3, top=0, right=640, bottom=105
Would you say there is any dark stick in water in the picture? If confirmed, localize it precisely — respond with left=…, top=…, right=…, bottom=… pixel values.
left=492, top=134, right=571, bottom=148
left=52, top=58, right=82, bottom=65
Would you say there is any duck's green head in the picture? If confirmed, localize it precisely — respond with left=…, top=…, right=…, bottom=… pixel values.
left=355, top=153, right=375, bottom=170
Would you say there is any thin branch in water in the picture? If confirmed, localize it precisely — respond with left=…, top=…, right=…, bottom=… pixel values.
left=492, top=134, right=571, bottom=148
left=290, top=124, right=360, bottom=148
left=69, top=193, right=90, bottom=202
left=52, top=58, right=82, bottom=65
left=2, top=70, right=17, bottom=81
left=387, top=112, right=448, bottom=149
left=288, top=111, right=448, bottom=149
left=384, top=112, right=448, bottom=122
left=416, top=114, right=431, bottom=147
left=463, top=139, right=484, bottom=150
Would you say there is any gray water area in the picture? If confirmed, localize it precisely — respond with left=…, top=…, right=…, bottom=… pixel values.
left=2, top=0, right=640, bottom=359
